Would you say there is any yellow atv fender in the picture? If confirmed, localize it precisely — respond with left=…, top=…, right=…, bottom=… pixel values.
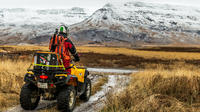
left=71, top=64, right=86, bottom=83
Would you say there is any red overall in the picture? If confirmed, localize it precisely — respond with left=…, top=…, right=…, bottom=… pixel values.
left=63, top=59, right=71, bottom=75
left=62, top=40, right=74, bottom=74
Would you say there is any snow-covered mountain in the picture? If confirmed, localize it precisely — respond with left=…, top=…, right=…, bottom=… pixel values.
left=0, top=7, right=92, bottom=44
left=0, top=1, right=200, bottom=45
left=70, top=2, right=200, bottom=45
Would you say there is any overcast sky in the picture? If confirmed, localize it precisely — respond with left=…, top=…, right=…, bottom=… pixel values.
left=0, top=0, right=200, bottom=10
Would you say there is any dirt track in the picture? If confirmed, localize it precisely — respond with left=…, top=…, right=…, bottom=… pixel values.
left=5, top=69, right=136, bottom=112
left=73, top=75, right=130, bottom=112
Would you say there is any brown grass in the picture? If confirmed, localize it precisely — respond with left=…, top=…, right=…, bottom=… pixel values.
left=1, top=45, right=200, bottom=70
left=1, top=45, right=200, bottom=112
left=77, top=46, right=200, bottom=60
left=92, top=76, right=108, bottom=95
left=1, top=45, right=200, bottom=60
left=0, top=59, right=30, bottom=111
left=101, top=64, right=200, bottom=112
left=0, top=45, right=48, bottom=52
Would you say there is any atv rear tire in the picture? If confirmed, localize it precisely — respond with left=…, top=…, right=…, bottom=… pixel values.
left=20, top=84, right=40, bottom=110
left=57, top=86, right=76, bottom=112
left=80, top=78, right=91, bottom=101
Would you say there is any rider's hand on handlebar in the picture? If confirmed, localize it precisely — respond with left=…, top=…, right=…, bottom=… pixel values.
left=73, top=53, right=80, bottom=62
left=73, top=58, right=80, bottom=62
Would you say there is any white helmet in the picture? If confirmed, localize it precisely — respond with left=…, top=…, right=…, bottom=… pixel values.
left=59, top=25, right=69, bottom=35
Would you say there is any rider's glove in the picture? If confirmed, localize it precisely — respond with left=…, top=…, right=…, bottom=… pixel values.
left=73, top=53, right=80, bottom=62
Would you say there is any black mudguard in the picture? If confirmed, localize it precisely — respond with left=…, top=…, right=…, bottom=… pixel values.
left=84, top=70, right=89, bottom=79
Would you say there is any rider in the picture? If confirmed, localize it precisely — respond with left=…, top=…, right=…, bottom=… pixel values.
left=49, top=25, right=80, bottom=74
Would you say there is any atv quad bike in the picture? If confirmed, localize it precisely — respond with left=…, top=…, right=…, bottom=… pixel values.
left=20, top=51, right=91, bottom=112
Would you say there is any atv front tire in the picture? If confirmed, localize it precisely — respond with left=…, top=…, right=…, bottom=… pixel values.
left=80, top=78, right=91, bottom=101
left=57, top=86, right=76, bottom=112
left=20, top=84, right=40, bottom=110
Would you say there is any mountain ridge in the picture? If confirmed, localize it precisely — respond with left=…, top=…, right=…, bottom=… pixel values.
left=70, top=1, right=200, bottom=45
left=0, top=1, right=200, bottom=45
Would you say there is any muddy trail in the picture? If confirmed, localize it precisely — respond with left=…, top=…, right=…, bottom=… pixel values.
left=5, top=69, right=136, bottom=112
left=73, top=75, right=130, bottom=112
